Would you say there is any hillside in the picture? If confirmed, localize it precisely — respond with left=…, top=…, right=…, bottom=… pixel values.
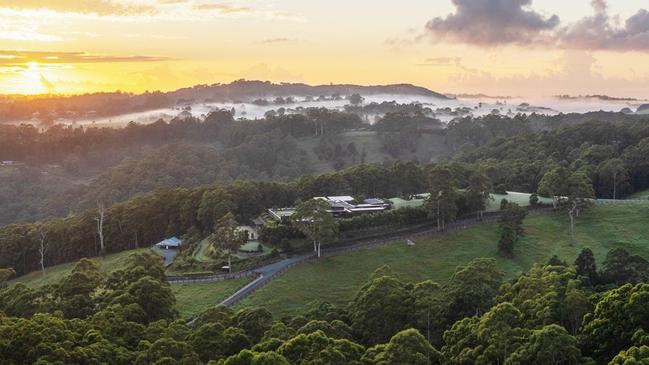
left=236, top=203, right=649, bottom=316
left=0, top=80, right=449, bottom=124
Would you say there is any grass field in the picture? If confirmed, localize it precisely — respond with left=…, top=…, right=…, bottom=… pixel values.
left=9, top=248, right=152, bottom=288
left=629, top=189, right=649, bottom=200
left=390, top=191, right=554, bottom=212
left=172, top=278, right=252, bottom=319
left=237, top=204, right=649, bottom=316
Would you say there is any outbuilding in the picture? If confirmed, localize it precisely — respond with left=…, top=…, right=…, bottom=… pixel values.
left=155, top=237, right=182, bottom=250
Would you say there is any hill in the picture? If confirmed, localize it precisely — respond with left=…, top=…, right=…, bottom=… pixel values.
left=0, top=80, right=449, bottom=124
left=236, top=203, right=649, bottom=316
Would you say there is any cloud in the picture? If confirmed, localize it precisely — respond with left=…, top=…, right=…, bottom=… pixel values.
left=555, top=1, right=649, bottom=51
left=254, top=38, right=303, bottom=45
left=418, top=57, right=462, bottom=67
left=192, top=2, right=253, bottom=14
left=425, top=0, right=559, bottom=46
left=0, top=50, right=172, bottom=66
left=444, top=50, right=649, bottom=97
left=0, top=0, right=156, bottom=16
left=423, top=0, right=649, bottom=51
left=0, top=1, right=305, bottom=22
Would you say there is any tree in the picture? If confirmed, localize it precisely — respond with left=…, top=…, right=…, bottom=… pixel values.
left=466, top=172, right=493, bottom=220
left=538, top=167, right=568, bottom=208
left=96, top=201, right=106, bottom=255
left=349, top=275, right=411, bottom=345
left=575, top=248, right=598, bottom=286
left=579, top=283, right=649, bottom=363
left=278, top=330, right=364, bottom=365
left=349, top=93, right=364, bottom=106
left=564, top=172, right=595, bottom=244
left=601, top=248, right=649, bottom=285
left=505, top=324, right=591, bottom=365
left=0, top=267, right=15, bottom=288
left=498, top=203, right=527, bottom=258
left=127, top=276, right=177, bottom=323
left=410, top=280, right=445, bottom=345
left=213, top=212, right=243, bottom=272
left=441, top=302, right=526, bottom=365
left=609, top=346, right=649, bottom=365
left=32, top=225, right=48, bottom=275
left=538, top=168, right=595, bottom=243
left=426, top=167, right=458, bottom=231
left=597, top=158, right=629, bottom=200
left=363, top=328, right=443, bottom=365
left=134, top=337, right=200, bottom=365
left=235, top=308, right=274, bottom=343
left=292, top=199, right=338, bottom=258
left=444, top=258, right=503, bottom=322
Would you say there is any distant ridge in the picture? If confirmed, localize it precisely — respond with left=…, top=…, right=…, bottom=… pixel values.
left=171, top=80, right=452, bottom=101
left=0, top=80, right=450, bottom=123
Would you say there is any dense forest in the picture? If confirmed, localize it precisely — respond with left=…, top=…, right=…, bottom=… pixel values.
left=2, top=111, right=649, bottom=276
left=2, top=246, right=649, bottom=364
left=1, top=105, right=645, bottom=226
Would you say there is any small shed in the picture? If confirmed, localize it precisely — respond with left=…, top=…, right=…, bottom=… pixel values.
left=155, top=237, right=182, bottom=250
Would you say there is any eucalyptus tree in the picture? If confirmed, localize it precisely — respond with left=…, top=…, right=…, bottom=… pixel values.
left=292, top=199, right=338, bottom=258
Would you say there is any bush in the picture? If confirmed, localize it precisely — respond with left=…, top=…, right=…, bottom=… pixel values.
left=338, top=207, right=428, bottom=232
left=495, top=184, right=508, bottom=195
left=529, top=193, right=539, bottom=206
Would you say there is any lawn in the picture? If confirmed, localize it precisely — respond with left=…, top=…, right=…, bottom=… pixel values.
left=390, top=191, right=554, bottom=212
left=172, top=277, right=252, bottom=319
left=237, top=204, right=649, bottom=317
left=629, top=189, right=649, bottom=200
left=9, top=248, right=152, bottom=288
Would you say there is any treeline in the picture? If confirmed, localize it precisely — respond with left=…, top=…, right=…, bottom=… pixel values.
left=4, top=118, right=649, bottom=275
left=0, top=162, right=429, bottom=276
left=3, top=247, right=649, bottom=364
left=0, top=108, right=363, bottom=165
left=0, top=108, right=365, bottom=225
left=460, top=119, right=649, bottom=197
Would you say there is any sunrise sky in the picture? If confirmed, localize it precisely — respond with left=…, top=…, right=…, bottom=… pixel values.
left=1, top=0, right=649, bottom=97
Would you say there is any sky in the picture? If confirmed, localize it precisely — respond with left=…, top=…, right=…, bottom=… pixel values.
left=1, top=0, right=649, bottom=97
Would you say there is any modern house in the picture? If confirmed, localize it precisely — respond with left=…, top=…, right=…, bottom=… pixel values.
left=266, top=196, right=390, bottom=224
left=316, top=196, right=390, bottom=216
left=155, top=237, right=182, bottom=250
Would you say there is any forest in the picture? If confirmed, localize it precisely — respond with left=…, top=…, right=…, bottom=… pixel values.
left=0, top=105, right=645, bottom=226
left=2, top=245, right=649, bottom=364
left=2, top=111, right=649, bottom=276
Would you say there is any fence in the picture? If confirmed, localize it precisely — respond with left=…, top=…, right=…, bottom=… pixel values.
left=221, top=255, right=316, bottom=307
left=185, top=205, right=559, bottom=312
left=170, top=205, right=556, bottom=285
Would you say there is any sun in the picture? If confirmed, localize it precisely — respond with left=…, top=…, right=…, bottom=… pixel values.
left=18, top=61, right=47, bottom=95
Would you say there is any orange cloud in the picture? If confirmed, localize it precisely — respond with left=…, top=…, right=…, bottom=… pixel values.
left=0, top=0, right=156, bottom=16
left=0, top=50, right=172, bottom=66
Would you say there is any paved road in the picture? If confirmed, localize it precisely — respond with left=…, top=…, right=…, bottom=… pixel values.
left=220, top=255, right=312, bottom=307
left=153, top=247, right=178, bottom=267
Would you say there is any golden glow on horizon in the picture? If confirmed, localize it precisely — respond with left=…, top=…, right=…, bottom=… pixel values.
left=1, top=0, right=649, bottom=97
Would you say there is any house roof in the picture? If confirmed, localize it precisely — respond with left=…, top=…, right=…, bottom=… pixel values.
left=156, top=237, right=182, bottom=247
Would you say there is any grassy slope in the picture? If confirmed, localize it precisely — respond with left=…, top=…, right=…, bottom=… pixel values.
left=9, top=248, right=152, bottom=288
left=172, top=278, right=252, bottom=319
left=629, top=189, right=649, bottom=200
left=8, top=246, right=252, bottom=319
left=237, top=204, right=649, bottom=317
